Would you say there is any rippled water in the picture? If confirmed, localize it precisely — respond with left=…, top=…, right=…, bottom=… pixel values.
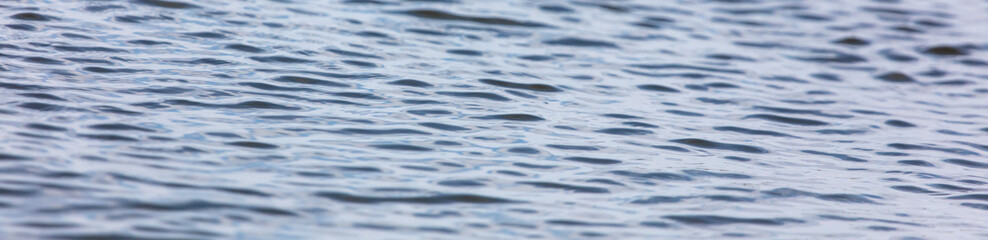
left=1, top=0, right=987, bottom=239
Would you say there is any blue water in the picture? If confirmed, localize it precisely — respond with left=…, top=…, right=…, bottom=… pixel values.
left=1, top=0, right=987, bottom=239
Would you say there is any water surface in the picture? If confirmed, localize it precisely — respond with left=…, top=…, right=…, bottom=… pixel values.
left=1, top=0, right=987, bottom=239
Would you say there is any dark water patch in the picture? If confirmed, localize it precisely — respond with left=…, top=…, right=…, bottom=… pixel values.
left=933, top=79, right=974, bottom=86
left=789, top=50, right=867, bottom=64
left=335, top=128, right=430, bottom=135
left=611, top=170, right=692, bottom=181
left=957, top=59, right=987, bottom=67
left=447, top=49, right=482, bottom=56
left=19, top=93, right=67, bottom=101
left=406, top=28, right=447, bottom=36
left=946, top=194, right=988, bottom=202
left=622, top=121, right=658, bottom=128
left=0, top=153, right=32, bottom=161
left=801, top=150, right=867, bottom=162
left=652, top=145, right=690, bottom=152
left=328, top=49, right=383, bottom=59
left=832, top=37, right=869, bottom=46
left=753, top=106, right=852, bottom=119
left=401, top=9, right=549, bottom=28
left=891, top=185, right=936, bottom=194
left=83, top=67, right=145, bottom=74
left=955, top=142, right=988, bottom=153
left=817, top=214, right=923, bottom=226
left=315, top=191, right=516, bottom=204
left=10, top=13, right=58, bottom=21
left=371, top=144, right=433, bottom=151
left=174, top=58, right=234, bottom=65
left=888, top=143, right=979, bottom=156
left=898, top=160, right=934, bottom=167
left=670, top=138, right=768, bottom=154
left=94, top=106, right=144, bottom=116
left=78, top=134, right=139, bottom=142
left=630, top=64, right=743, bottom=74
left=408, top=109, right=452, bottom=116
left=704, top=195, right=755, bottom=202
left=546, top=145, right=598, bottom=151
left=240, top=82, right=318, bottom=92
left=26, top=123, right=66, bottom=132
left=438, top=180, right=485, bottom=187
left=928, top=184, right=972, bottom=192
left=331, top=92, right=382, bottom=99
left=539, top=4, right=574, bottom=13
left=388, top=79, right=432, bottom=88
left=666, top=110, right=703, bottom=117
left=943, top=159, right=988, bottom=169
left=519, top=181, right=610, bottom=193
left=920, top=46, right=968, bottom=56
left=714, top=126, right=792, bottom=137
left=89, top=123, right=155, bottom=132
left=403, top=99, right=442, bottom=104
left=226, top=44, right=265, bottom=53
left=6, top=24, right=37, bottom=31
left=816, top=194, right=877, bottom=204
left=250, top=56, right=314, bottom=63
left=885, top=120, right=916, bottom=127
left=682, top=170, right=751, bottom=179
left=879, top=49, right=917, bottom=62
left=342, top=60, right=377, bottom=68
left=876, top=72, right=915, bottom=83
left=122, top=199, right=295, bottom=216
left=0, top=82, right=53, bottom=91
left=851, top=109, right=888, bottom=115
left=54, top=46, right=127, bottom=53
left=183, top=32, right=227, bottom=39
left=875, top=152, right=909, bottom=157
left=544, top=38, right=619, bottom=48
left=507, top=147, right=539, bottom=154
left=632, top=196, right=685, bottom=204
left=65, top=58, right=114, bottom=65
left=545, top=220, right=625, bottom=227
left=637, top=84, right=680, bottom=93
left=436, top=91, right=510, bottom=101
left=226, top=141, right=279, bottom=149
left=706, top=53, right=755, bottom=62
left=134, top=0, right=200, bottom=9
left=479, top=79, right=561, bottom=92
left=595, top=128, right=653, bottom=135
left=744, top=114, right=828, bottom=126
left=959, top=180, right=986, bottom=185
left=19, top=102, right=78, bottom=112
left=273, top=76, right=349, bottom=88
left=603, top=114, right=641, bottom=119
left=513, top=162, right=555, bottom=169
left=761, top=75, right=809, bottom=83
left=125, top=87, right=194, bottom=94
left=472, top=114, right=544, bottom=121
left=664, top=215, right=804, bottom=226
left=563, top=157, right=621, bottom=165
left=519, top=55, right=553, bottom=61
left=962, top=203, right=988, bottom=211
left=128, top=39, right=171, bottom=46
left=418, top=122, right=469, bottom=131
left=115, top=15, right=175, bottom=23
left=21, top=57, right=64, bottom=65
left=164, top=100, right=301, bottom=110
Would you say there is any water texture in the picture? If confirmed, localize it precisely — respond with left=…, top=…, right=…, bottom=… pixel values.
left=1, top=0, right=987, bottom=239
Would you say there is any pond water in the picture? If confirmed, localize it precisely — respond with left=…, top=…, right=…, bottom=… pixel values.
left=1, top=0, right=987, bottom=239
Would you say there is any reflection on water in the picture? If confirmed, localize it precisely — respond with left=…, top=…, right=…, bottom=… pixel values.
left=1, top=0, right=987, bottom=239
